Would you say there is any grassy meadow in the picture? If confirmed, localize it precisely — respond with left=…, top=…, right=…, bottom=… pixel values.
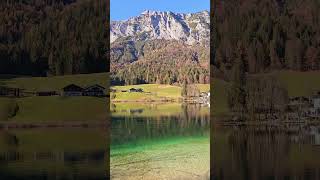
left=0, top=97, right=18, bottom=120
left=111, top=84, right=210, bottom=102
left=1, top=96, right=107, bottom=122
left=11, top=96, right=107, bottom=122
left=276, top=71, right=320, bottom=97
left=0, top=73, right=109, bottom=123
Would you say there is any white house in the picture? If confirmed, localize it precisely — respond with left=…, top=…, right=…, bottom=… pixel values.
left=313, top=96, right=320, bottom=109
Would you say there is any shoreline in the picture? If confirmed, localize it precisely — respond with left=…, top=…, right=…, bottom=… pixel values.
left=111, top=99, right=209, bottom=103
left=0, top=121, right=109, bottom=130
left=111, top=99, right=176, bottom=103
left=213, top=120, right=320, bottom=127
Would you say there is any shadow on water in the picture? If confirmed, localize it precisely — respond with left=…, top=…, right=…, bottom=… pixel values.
left=0, top=129, right=108, bottom=180
left=211, top=124, right=320, bottom=180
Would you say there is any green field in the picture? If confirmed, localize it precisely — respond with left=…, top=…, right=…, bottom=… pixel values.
left=252, top=71, right=320, bottom=97
left=111, top=84, right=210, bottom=102
left=12, top=96, right=107, bottom=122
left=0, top=96, right=107, bottom=123
left=0, top=73, right=109, bottom=122
left=0, top=97, right=18, bottom=120
left=276, top=71, right=320, bottom=97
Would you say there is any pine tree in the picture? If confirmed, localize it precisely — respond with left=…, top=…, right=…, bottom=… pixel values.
left=181, top=81, right=187, bottom=97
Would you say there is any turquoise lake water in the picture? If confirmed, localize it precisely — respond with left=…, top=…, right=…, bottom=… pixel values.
left=111, top=103, right=210, bottom=180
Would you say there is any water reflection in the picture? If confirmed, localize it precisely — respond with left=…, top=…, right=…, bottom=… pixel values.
left=211, top=125, right=320, bottom=180
left=111, top=103, right=210, bottom=180
left=0, top=129, right=107, bottom=180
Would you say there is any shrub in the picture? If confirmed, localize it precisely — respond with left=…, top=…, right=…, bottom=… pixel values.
left=0, top=99, right=19, bottom=121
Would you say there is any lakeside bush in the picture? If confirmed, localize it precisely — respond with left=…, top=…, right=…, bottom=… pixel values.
left=227, top=71, right=289, bottom=121
left=181, top=83, right=201, bottom=98
left=0, top=98, right=19, bottom=121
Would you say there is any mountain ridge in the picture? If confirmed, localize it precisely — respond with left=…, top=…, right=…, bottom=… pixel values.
left=110, top=10, right=210, bottom=46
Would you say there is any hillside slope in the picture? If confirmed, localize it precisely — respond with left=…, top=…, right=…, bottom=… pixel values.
left=111, top=39, right=209, bottom=85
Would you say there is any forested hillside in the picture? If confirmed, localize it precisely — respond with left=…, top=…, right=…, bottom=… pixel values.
left=213, top=0, right=320, bottom=78
left=211, top=0, right=320, bottom=116
left=0, top=0, right=108, bottom=76
left=111, top=39, right=209, bottom=85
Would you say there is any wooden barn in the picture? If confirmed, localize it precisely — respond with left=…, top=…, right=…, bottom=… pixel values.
left=62, top=84, right=83, bottom=96
left=83, top=84, right=106, bottom=97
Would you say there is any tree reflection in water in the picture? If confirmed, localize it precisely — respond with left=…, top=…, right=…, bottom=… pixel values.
left=211, top=125, right=320, bottom=180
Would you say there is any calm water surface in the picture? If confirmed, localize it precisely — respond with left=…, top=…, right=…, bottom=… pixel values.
left=0, top=128, right=107, bottom=180
left=211, top=124, right=320, bottom=180
left=111, top=103, right=210, bottom=180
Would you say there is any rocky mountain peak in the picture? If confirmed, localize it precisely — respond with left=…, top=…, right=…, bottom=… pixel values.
left=110, top=10, right=210, bottom=46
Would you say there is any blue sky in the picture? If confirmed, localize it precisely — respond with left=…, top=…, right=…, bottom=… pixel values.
left=111, top=0, right=210, bottom=21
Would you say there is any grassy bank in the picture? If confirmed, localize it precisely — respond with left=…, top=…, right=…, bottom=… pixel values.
left=0, top=97, right=19, bottom=120
left=111, top=84, right=210, bottom=102
left=0, top=96, right=108, bottom=123
left=111, top=102, right=182, bottom=117
left=111, top=102, right=210, bottom=117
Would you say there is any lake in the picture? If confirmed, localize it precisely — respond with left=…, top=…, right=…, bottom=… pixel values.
left=211, top=124, right=320, bottom=180
left=0, top=128, right=108, bottom=180
left=110, top=103, right=210, bottom=180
